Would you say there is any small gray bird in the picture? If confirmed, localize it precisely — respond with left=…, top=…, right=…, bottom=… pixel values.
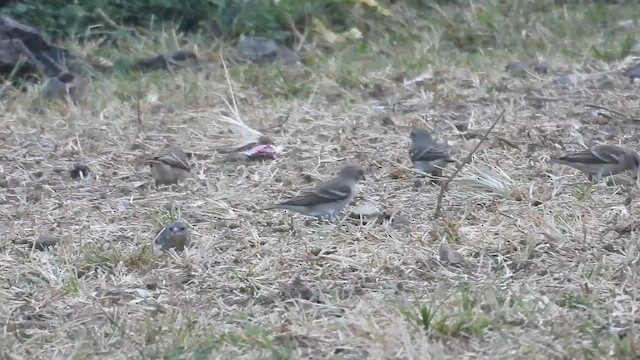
left=548, top=144, right=640, bottom=181
left=409, top=129, right=456, bottom=179
left=154, top=220, right=191, bottom=252
left=43, top=72, right=85, bottom=104
left=149, top=147, right=191, bottom=186
left=265, top=165, right=365, bottom=222
left=43, top=60, right=88, bottom=105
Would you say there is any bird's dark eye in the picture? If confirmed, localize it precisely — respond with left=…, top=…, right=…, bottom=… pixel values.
left=178, top=226, right=186, bottom=231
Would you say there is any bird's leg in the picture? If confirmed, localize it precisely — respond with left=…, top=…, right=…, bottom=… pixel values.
left=329, top=213, right=338, bottom=224
left=429, top=170, right=444, bottom=185
left=326, top=212, right=342, bottom=224
left=288, top=215, right=295, bottom=231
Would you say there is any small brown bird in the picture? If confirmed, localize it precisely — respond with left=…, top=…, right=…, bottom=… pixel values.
left=409, top=129, right=456, bottom=179
left=548, top=144, right=640, bottom=181
left=265, top=165, right=365, bottom=222
left=154, top=220, right=191, bottom=252
left=149, top=147, right=191, bottom=186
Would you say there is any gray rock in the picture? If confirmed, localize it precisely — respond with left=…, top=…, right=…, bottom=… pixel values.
left=0, top=39, right=43, bottom=76
left=532, top=62, right=549, bottom=75
left=505, top=61, right=528, bottom=78
left=234, top=36, right=299, bottom=64
left=0, top=16, right=77, bottom=77
left=33, top=236, right=60, bottom=251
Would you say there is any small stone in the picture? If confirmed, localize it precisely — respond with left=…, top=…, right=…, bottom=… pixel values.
left=553, top=74, right=573, bottom=86
left=33, top=236, right=61, bottom=251
left=234, top=37, right=298, bottom=64
left=454, top=122, right=469, bottom=132
left=349, top=203, right=381, bottom=218
left=69, top=163, right=90, bottom=179
left=438, top=243, right=464, bottom=264
left=380, top=116, right=395, bottom=127
left=27, top=190, right=42, bottom=203
left=136, top=50, right=198, bottom=71
left=505, top=61, right=527, bottom=78
left=597, top=80, right=615, bottom=90
left=531, top=62, right=549, bottom=75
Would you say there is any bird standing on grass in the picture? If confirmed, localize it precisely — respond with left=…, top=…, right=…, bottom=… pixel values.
left=44, top=72, right=85, bottom=105
left=548, top=144, right=640, bottom=181
left=154, top=220, right=191, bottom=252
left=409, top=129, right=456, bottom=179
left=149, top=146, right=191, bottom=186
left=264, top=165, right=365, bottom=223
left=43, top=60, right=87, bottom=105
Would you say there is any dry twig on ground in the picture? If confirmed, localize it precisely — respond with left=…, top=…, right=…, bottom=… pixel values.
left=433, top=108, right=507, bottom=219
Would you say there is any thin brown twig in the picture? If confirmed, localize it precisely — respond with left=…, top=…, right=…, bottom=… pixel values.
left=135, top=93, right=143, bottom=138
left=433, top=108, right=507, bottom=219
left=98, top=306, right=145, bottom=357
left=260, top=108, right=291, bottom=131
left=285, top=14, right=305, bottom=46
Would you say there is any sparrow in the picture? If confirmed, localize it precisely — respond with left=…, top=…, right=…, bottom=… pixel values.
left=154, top=220, right=191, bottom=252
left=548, top=144, right=640, bottom=181
left=148, top=146, right=191, bottom=186
left=265, top=165, right=365, bottom=222
left=409, top=129, right=456, bottom=179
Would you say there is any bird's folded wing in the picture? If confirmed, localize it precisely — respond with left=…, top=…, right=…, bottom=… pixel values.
left=154, top=150, right=191, bottom=170
left=561, top=147, right=621, bottom=164
left=592, top=145, right=625, bottom=163
left=153, top=227, right=167, bottom=244
left=280, top=181, right=352, bottom=206
left=411, top=145, right=451, bottom=162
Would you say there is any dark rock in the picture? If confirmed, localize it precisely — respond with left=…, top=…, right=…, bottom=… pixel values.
left=33, top=236, right=60, bottom=251
left=0, top=16, right=78, bottom=77
left=69, top=164, right=90, bottom=179
left=532, top=62, right=549, bottom=74
left=505, top=61, right=528, bottom=78
left=34, top=46, right=76, bottom=77
left=597, top=79, right=615, bottom=90
left=0, top=16, right=49, bottom=50
left=136, top=50, right=198, bottom=72
left=0, top=39, right=42, bottom=77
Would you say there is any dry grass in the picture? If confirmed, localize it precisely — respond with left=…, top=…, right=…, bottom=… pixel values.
left=2, top=1, right=640, bottom=359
